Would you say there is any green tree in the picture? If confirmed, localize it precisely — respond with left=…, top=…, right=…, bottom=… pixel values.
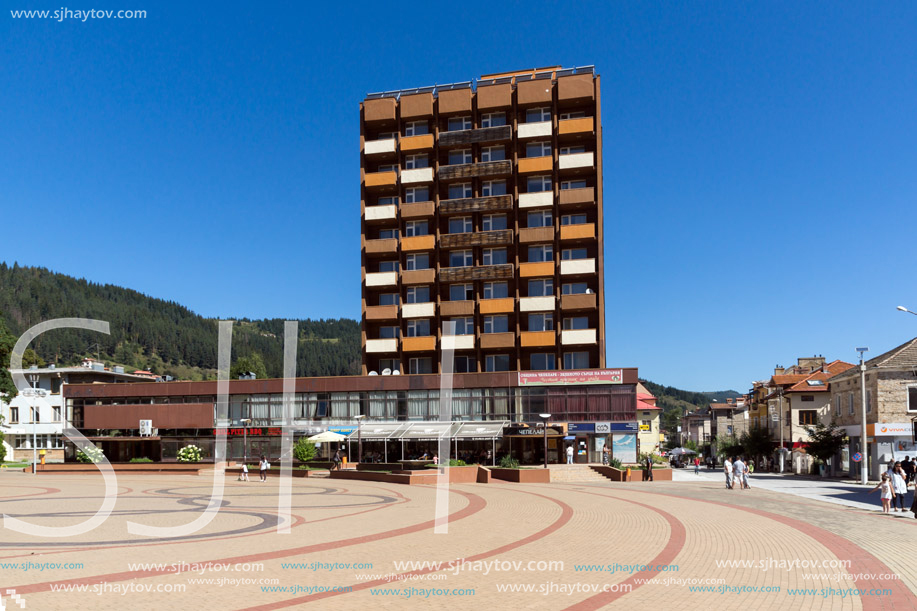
left=230, top=353, right=268, bottom=380
left=293, top=437, right=317, bottom=463
left=0, top=315, right=17, bottom=401
left=715, top=434, right=743, bottom=458
left=739, top=426, right=773, bottom=465
left=21, top=348, right=45, bottom=368
left=806, top=422, right=848, bottom=475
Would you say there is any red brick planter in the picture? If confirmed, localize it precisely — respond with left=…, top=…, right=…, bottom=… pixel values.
left=489, top=467, right=551, bottom=483
left=422, top=465, right=479, bottom=483
left=329, top=470, right=440, bottom=485
left=35, top=463, right=210, bottom=474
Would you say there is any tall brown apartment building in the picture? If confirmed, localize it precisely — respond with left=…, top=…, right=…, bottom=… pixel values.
left=360, top=66, right=604, bottom=375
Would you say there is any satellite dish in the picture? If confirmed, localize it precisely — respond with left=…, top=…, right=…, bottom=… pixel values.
left=585, top=288, right=593, bottom=294
left=368, top=371, right=379, bottom=376
left=382, top=368, right=391, bottom=376
left=391, top=370, right=400, bottom=375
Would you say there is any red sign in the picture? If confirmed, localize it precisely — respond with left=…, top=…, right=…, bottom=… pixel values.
left=214, top=428, right=284, bottom=436
left=518, top=369, right=624, bottom=386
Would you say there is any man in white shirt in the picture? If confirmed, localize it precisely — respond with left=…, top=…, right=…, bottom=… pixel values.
left=566, top=445, right=574, bottom=465
left=732, top=457, right=745, bottom=490
left=724, top=457, right=733, bottom=489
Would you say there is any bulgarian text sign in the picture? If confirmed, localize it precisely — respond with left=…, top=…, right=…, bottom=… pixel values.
left=610, top=422, right=639, bottom=432
left=518, top=369, right=624, bottom=386
left=214, top=427, right=284, bottom=436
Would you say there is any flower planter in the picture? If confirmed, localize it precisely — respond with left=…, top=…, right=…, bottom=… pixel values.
left=489, top=467, right=551, bottom=483
left=423, top=465, right=479, bottom=483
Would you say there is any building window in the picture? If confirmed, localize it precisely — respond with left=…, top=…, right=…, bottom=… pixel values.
left=483, top=316, right=509, bottom=334
left=530, top=353, right=556, bottom=370
left=406, top=286, right=431, bottom=303
left=449, top=250, right=473, bottom=267
left=848, top=393, right=854, bottom=415
left=559, top=145, right=586, bottom=155
left=378, top=228, right=398, bottom=239
left=527, top=175, right=552, bottom=193
left=377, top=164, right=397, bottom=173
left=406, top=319, right=431, bottom=337
left=379, top=326, right=399, bottom=339
left=482, top=248, right=507, bottom=265
left=405, top=121, right=429, bottom=136
left=529, top=313, right=554, bottom=332
left=526, top=107, right=551, bottom=123
left=481, top=112, right=505, bottom=127
left=448, top=183, right=472, bottom=199
left=405, top=154, right=429, bottom=169
left=562, top=248, right=588, bottom=260
left=561, top=214, right=587, bottom=225
left=449, top=217, right=473, bottom=234
left=377, top=195, right=398, bottom=206
left=9, top=407, right=18, bottom=423
left=379, top=293, right=399, bottom=306
left=561, top=180, right=588, bottom=190
left=448, top=149, right=472, bottom=165
left=31, top=408, right=40, bottom=423
left=53, top=406, right=62, bottom=422
left=378, top=260, right=398, bottom=272
left=528, top=278, right=553, bottom=297
left=800, top=395, right=815, bottom=402
left=483, top=282, right=508, bottom=299
left=404, top=187, right=429, bottom=203
left=528, top=244, right=553, bottom=263
left=799, top=410, right=818, bottom=426
left=404, top=220, right=429, bottom=237
left=909, top=387, right=917, bottom=412
left=447, top=116, right=471, bottom=131
left=450, top=284, right=473, bottom=301
left=563, top=317, right=589, bottom=330
left=564, top=352, right=590, bottom=369
left=481, top=146, right=505, bottom=162
left=866, top=390, right=872, bottom=413
left=560, top=110, right=586, bottom=120
left=834, top=394, right=841, bottom=417
left=526, top=141, right=551, bottom=157
left=450, top=317, right=474, bottom=335
left=405, top=253, right=430, bottom=270
left=409, top=357, right=433, bottom=374
left=485, top=354, right=510, bottom=372
left=481, top=180, right=506, bottom=196
left=562, top=282, right=589, bottom=295
left=379, top=358, right=400, bottom=373
left=454, top=356, right=476, bottom=373
left=482, top=214, right=507, bottom=230
left=527, top=210, right=552, bottom=228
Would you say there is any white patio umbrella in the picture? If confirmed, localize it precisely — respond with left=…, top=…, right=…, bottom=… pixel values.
left=307, top=431, right=347, bottom=443
left=669, top=447, right=697, bottom=456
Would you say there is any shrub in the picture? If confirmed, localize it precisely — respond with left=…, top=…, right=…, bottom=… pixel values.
left=293, top=437, right=317, bottom=463
left=608, top=457, right=623, bottom=470
left=499, top=455, right=520, bottom=469
left=129, top=457, right=153, bottom=463
left=77, top=446, right=104, bottom=464
left=176, top=445, right=202, bottom=463
left=0, top=430, right=6, bottom=463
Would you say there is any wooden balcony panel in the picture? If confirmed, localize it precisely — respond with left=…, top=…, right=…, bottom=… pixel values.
left=364, top=171, right=398, bottom=188
left=438, top=125, right=512, bottom=147
left=480, top=332, right=515, bottom=349
left=558, top=117, right=594, bottom=136
left=439, top=195, right=513, bottom=215
left=476, top=83, right=512, bottom=110
left=557, top=74, right=595, bottom=102
left=517, top=79, right=553, bottom=105
left=400, top=93, right=433, bottom=119
left=518, top=227, right=554, bottom=244
left=520, top=331, right=556, bottom=348
left=364, top=238, right=399, bottom=255
left=439, top=264, right=513, bottom=283
left=438, top=88, right=472, bottom=114
left=440, top=229, right=513, bottom=249
left=438, top=160, right=512, bottom=181
left=402, top=336, right=436, bottom=352
left=401, top=201, right=435, bottom=218
left=365, top=305, right=399, bottom=321
left=561, top=293, right=597, bottom=311
left=401, top=235, right=436, bottom=252
left=363, top=98, right=396, bottom=122
left=518, top=156, right=553, bottom=174
left=479, top=298, right=514, bottom=314
left=402, top=269, right=436, bottom=285
left=401, top=134, right=434, bottom=151
left=440, top=301, right=474, bottom=317
left=558, top=187, right=595, bottom=206
left=559, top=223, right=596, bottom=241
left=519, top=261, right=555, bottom=278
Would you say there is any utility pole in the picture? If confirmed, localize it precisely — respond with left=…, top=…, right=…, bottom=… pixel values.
left=778, top=388, right=784, bottom=473
left=857, top=347, right=869, bottom=485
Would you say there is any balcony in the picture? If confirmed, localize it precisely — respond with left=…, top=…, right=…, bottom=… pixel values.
left=517, top=121, right=552, bottom=139
left=403, top=336, right=436, bottom=352
left=401, top=201, right=435, bottom=219
left=365, top=272, right=397, bottom=287
left=558, top=152, right=594, bottom=170
left=480, top=332, right=515, bottom=349
left=364, top=171, right=397, bottom=188
left=560, top=259, right=595, bottom=275
left=561, top=293, right=597, bottom=311
left=521, top=331, right=555, bottom=348
left=363, top=97, right=396, bottom=122
left=439, top=264, right=513, bottom=283
left=364, top=139, right=396, bottom=155
left=440, top=229, right=512, bottom=249
left=519, top=262, right=554, bottom=278
left=439, top=194, right=512, bottom=215
left=518, top=227, right=553, bottom=244
left=364, top=204, right=397, bottom=221
left=520, top=296, right=555, bottom=312
left=560, top=223, right=595, bottom=241
left=440, top=301, right=474, bottom=316
left=558, top=117, right=594, bottom=136
left=438, top=160, right=512, bottom=181
left=442, top=335, right=474, bottom=351
left=561, top=329, right=597, bottom=345
left=402, top=302, right=435, bottom=318
left=401, top=235, right=435, bottom=252
left=517, top=156, right=553, bottom=174
left=438, top=125, right=511, bottom=147
left=479, top=298, right=514, bottom=314
left=402, top=269, right=435, bottom=285
left=557, top=73, right=595, bottom=102
left=401, top=134, right=434, bottom=152
left=365, top=305, right=399, bottom=321
left=519, top=191, right=553, bottom=209
left=366, top=339, right=398, bottom=353
left=559, top=187, right=594, bottom=207
left=364, top=238, right=398, bottom=255
left=401, top=167, right=434, bottom=184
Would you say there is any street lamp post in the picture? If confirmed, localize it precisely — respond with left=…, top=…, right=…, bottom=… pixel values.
left=777, top=388, right=784, bottom=473
left=857, top=347, right=869, bottom=485
left=897, top=305, right=917, bottom=316
left=539, top=413, right=551, bottom=469
left=240, top=418, right=252, bottom=466
left=354, top=414, right=365, bottom=464
left=29, top=373, right=39, bottom=475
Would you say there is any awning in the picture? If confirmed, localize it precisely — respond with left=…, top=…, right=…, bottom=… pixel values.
left=453, top=421, right=507, bottom=440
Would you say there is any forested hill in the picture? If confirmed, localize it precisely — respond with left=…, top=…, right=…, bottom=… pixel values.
left=0, top=263, right=360, bottom=380
left=640, top=379, right=742, bottom=414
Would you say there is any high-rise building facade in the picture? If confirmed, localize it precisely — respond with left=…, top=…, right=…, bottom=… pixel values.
left=360, top=66, right=604, bottom=375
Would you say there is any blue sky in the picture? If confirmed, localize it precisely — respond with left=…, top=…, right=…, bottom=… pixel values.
left=1, top=1, right=915, bottom=392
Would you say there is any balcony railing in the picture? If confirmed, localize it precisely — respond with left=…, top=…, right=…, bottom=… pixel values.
left=439, top=194, right=512, bottom=215
left=440, top=229, right=512, bottom=249
left=438, top=160, right=512, bottom=181
left=438, top=125, right=512, bottom=147
left=439, top=264, right=513, bottom=283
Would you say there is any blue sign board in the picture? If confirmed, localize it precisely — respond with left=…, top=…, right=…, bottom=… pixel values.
left=329, top=426, right=356, bottom=434
left=610, top=422, right=639, bottom=432
left=568, top=423, right=595, bottom=433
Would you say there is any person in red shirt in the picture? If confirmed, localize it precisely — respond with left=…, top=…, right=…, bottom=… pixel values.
left=694, top=456, right=700, bottom=475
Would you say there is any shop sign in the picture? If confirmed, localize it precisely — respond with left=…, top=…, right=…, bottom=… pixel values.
left=639, top=424, right=650, bottom=431
left=518, top=369, right=624, bottom=386
left=214, top=427, right=284, bottom=436
left=867, top=423, right=912, bottom=436
left=610, top=422, right=639, bottom=432
left=503, top=426, right=564, bottom=437
left=568, top=422, right=595, bottom=433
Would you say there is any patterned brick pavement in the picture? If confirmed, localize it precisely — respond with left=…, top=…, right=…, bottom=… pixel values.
left=0, top=471, right=914, bottom=610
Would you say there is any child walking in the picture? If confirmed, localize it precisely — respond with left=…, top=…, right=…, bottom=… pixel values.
left=241, top=462, right=249, bottom=482
left=870, top=473, right=895, bottom=513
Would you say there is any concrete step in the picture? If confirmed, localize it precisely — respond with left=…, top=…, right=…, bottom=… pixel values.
left=548, top=465, right=611, bottom=483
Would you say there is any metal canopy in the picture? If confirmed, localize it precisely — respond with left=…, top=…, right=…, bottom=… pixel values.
left=454, top=421, right=508, bottom=440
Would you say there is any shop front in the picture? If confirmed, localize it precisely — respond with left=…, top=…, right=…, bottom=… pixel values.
left=502, top=424, right=566, bottom=465
left=567, top=422, right=612, bottom=463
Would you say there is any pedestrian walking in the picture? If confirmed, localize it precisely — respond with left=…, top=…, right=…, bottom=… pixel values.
left=732, top=457, right=745, bottom=491
left=870, top=473, right=895, bottom=514
left=332, top=449, right=343, bottom=471
left=566, top=445, right=574, bottom=465
left=724, top=457, right=733, bottom=489
left=694, top=456, right=700, bottom=475
left=891, top=464, right=908, bottom=512
left=645, top=454, right=654, bottom=482
left=259, top=455, right=268, bottom=482
left=240, top=462, right=249, bottom=482
left=903, top=456, right=914, bottom=485
left=742, top=461, right=751, bottom=489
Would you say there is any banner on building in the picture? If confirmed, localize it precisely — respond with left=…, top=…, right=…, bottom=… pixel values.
left=518, top=369, right=624, bottom=386
left=612, top=433, right=637, bottom=463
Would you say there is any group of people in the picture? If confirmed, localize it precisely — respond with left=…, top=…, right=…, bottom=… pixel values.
left=238, top=455, right=271, bottom=482
left=723, top=456, right=751, bottom=490
left=870, top=458, right=916, bottom=516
